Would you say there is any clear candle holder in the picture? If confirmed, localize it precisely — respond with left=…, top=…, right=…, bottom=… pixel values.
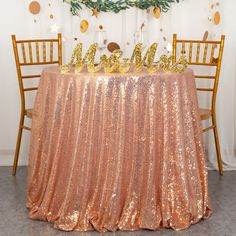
left=94, top=30, right=108, bottom=57
left=134, top=30, right=148, bottom=49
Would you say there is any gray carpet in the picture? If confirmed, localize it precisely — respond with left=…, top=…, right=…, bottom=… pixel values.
left=0, top=167, right=235, bottom=236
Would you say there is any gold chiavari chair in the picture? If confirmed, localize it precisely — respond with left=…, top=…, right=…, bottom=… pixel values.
left=172, top=34, right=225, bottom=175
left=11, top=34, right=63, bottom=176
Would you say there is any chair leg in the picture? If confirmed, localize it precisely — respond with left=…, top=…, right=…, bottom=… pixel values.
left=12, top=114, right=25, bottom=176
left=212, top=114, right=223, bottom=176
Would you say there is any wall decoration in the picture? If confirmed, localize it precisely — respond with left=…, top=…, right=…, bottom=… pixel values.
left=203, top=30, right=209, bottom=41
left=29, top=1, right=41, bottom=15
left=206, top=0, right=221, bottom=43
left=107, top=42, right=120, bottom=53
left=153, top=7, right=161, bottom=19
left=62, top=0, right=182, bottom=16
left=214, top=11, right=221, bottom=25
left=50, top=23, right=60, bottom=33
left=80, top=19, right=89, bottom=33
left=208, top=1, right=221, bottom=26
left=91, top=9, right=99, bottom=17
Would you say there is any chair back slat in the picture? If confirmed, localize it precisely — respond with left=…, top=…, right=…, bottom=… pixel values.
left=189, top=42, right=193, bottom=63
left=196, top=43, right=201, bottom=63
left=28, top=42, right=33, bottom=63
left=22, top=75, right=41, bottom=79
left=24, top=87, right=38, bottom=92
left=210, top=44, right=216, bottom=63
left=19, top=61, right=59, bottom=66
left=197, top=88, right=214, bottom=92
left=21, top=43, right=27, bottom=63
left=16, top=39, right=59, bottom=43
left=50, top=41, right=53, bottom=62
left=36, top=42, right=40, bottom=62
left=203, top=43, right=208, bottom=63
left=181, top=42, right=186, bottom=54
left=43, top=42, right=46, bottom=62
left=195, top=75, right=215, bottom=79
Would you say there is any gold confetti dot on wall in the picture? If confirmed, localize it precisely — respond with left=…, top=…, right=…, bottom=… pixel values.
left=49, top=14, right=54, bottom=19
left=203, top=30, right=209, bottom=41
left=80, top=20, right=89, bottom=33
left=107, top=42, right=120, bottom=53
left=211, top=4, right=215, bottom=9
left=29, top=1, right=41, bottom=15
left=153, top=7, right=161, bottom=19
left=214, top=11, right=221, bottom=25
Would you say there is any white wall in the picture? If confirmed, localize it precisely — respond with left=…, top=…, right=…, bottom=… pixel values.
left=0, top=0, right=235, bottom=169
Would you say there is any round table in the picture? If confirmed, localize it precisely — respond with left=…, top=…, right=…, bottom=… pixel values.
left=27, top=66, right=211, bottom=232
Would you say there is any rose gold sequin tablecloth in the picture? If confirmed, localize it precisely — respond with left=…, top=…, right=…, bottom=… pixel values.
left=27, top=66, right=212, bottom=232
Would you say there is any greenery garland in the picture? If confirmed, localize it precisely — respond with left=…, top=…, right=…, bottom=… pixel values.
left=63, top=0, right=181, bottom=16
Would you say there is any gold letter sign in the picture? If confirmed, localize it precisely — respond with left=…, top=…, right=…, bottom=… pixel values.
left=60, top=42, right=187, bottom=74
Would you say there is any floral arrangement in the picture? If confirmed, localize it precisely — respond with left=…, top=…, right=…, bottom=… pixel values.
left=63, top=0, right=181, bottom=15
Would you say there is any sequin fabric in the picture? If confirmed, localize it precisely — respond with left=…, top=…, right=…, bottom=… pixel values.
left=27, top=66, right=212, bottom=232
